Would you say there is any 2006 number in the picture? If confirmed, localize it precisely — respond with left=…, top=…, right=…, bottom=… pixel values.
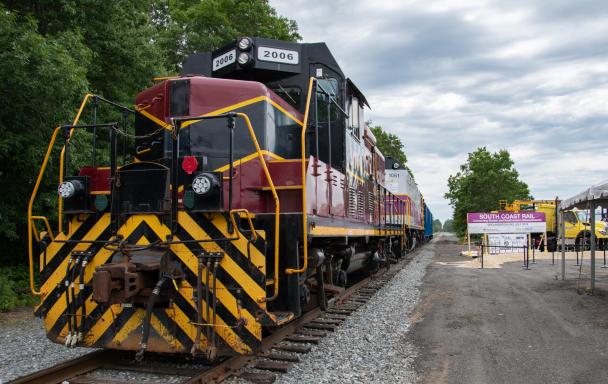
left=213, top=49, right=236, bottom=71
left=257, top=47, right=299, bottom=65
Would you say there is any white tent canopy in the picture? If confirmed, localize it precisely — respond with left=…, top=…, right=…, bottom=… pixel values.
left=559, top=179, right=608, bottom=211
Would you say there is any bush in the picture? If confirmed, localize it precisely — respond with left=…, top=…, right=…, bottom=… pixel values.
left=0, top=266, right=37, bottom=311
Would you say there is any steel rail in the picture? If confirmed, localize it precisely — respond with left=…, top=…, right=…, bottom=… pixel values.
left=8, top=350, right=115, bottom=384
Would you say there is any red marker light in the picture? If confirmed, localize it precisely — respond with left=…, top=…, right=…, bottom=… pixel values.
left=182, top=156, right=198, bottom=175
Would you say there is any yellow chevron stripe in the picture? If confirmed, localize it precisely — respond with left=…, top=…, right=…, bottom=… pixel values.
left=178, top=213, right=266, bottom=302
left=39, top=232, right=68, bottom=272
left=45, top=215, right=143, bottom=339
left=114, top=309, right=145, bottom=345
left=150, top=313, right=183, bottom=351
left=136, top=215, right=261, bottom=343
left=43, top=213, right=259, bottom=353
left=38, top=215, right=111, bottom=316
left=175, top=286, right=252, bottom=354
left=179, top=212, right=266, bottom=273
left=84, top=305, right=124, bottom=345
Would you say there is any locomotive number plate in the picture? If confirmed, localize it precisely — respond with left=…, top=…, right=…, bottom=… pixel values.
left=257, top=46, right=299, bottom=65
left=213, top=49, right=236, bottom=71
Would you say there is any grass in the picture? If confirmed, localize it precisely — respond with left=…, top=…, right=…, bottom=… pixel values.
left=0, top=265, right=38, bottom=311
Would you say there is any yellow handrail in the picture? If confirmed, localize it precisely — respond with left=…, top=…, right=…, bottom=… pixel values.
left=58, top=93, right=94, bottom=232
left=32, top=216, right=55, bottom=242
left=285, top=76, right=316, bottom=275
left=28, top=126, right=62, bottom=296
left=235, top=113, right=280, bottom=302
left=229, top=209, right=258, bottom=242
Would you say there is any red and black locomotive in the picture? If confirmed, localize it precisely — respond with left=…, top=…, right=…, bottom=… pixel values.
left=28, top=37, right=426, bottom=360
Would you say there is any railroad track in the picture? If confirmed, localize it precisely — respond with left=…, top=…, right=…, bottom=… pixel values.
left=9, top=249, right=419, bottom=384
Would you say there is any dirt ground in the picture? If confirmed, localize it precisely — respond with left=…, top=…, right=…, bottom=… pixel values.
left=412, top=233, right=608, bottom=384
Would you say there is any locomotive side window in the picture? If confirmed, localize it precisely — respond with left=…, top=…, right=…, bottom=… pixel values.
left=316, top=78, right=340, bottom=124
left=349, top=97, right=361, bottom=139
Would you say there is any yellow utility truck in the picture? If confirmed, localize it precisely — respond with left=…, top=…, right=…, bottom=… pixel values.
left=499, top=200, right=608, bottom=251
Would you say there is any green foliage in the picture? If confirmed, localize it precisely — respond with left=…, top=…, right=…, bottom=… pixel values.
left=154, top=0, right=301, bottom=70
left=445, top=147, right=531, bottom=238
left=368, top=122, right=414, bottom=178
left=443, top=219, right=454, bottom=232
left=433, top=219, right=442, bottom=233
left=369, top=122, right=407, bottom=165
left=0, top=6, right=91, bottom=261
left=0, top=266, right=37, bottom=311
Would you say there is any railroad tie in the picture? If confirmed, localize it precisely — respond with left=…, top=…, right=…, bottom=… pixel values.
left=326, top=309, right=352, bottom=315
left=297, top=328, right=327, bottom=337
left=259, top=352, right=300, bottom=362
left=304, top=322, right=336, bottom=331
left=254, top=360, right=293, bottom=373
left=310, top=318, right=342, bottom=325
left=286, top=334, right=322, bottom=344
left=274, top=343, right=312, bottom=353
left=239, top=371, right=277, bottom=384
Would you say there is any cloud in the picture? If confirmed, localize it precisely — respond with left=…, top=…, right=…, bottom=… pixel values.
left=270, top=0, right=608, bottom=222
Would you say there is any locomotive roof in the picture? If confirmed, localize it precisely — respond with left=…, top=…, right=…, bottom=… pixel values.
left=181, top=37, right=369, bottom=109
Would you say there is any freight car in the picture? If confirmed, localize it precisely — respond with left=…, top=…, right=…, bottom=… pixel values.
left=424, top=204, right=434, bottom=242
left=27, top=37, right=426, bottom=361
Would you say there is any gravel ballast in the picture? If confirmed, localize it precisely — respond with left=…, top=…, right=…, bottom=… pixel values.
left=0, top=310, right=92, bottom=382
left=1, top=240, right=436, bottom=384
left=272, top=240, right=436, bottom=384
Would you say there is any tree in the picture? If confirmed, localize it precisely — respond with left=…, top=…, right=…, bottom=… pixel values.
left=2, top=0, right=165, bottom=104
left=368, top=122, right=414, bottom=178
left=369, top=122, right=406, bottom=165
left=445, top=147, right=531, bottom=238
left=433, top=219, right=442, bottom=233
left=0, top=6, right=91, bottom=263
left=443, top=219, right=454, bottom=232
left=153, top=0, right=301, bottom=70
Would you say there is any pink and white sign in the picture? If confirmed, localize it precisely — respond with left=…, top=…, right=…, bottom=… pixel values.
left=467, top=212, right=546, bottom=234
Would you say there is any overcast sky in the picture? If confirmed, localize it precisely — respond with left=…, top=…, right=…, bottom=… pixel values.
left=270, top=0, right=608, bottom=222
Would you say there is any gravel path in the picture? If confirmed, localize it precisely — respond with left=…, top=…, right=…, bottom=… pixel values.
left=0, top=309, right=93, bottom=383
left=271, top=238, right=437, bottom=384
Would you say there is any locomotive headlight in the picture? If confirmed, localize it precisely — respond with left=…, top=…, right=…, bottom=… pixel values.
left=58, top=181, right=76, bottom=199
left=392, top=162, right=400, bottom=169
left=238, top=37, right=252, bottom=51
left=192, top=174, right=212, bottom=195
left=238, top=52, right=253, bottom=66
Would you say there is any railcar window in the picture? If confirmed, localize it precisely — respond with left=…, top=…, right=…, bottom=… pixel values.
left=271, top=86, right=301, bottom=109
